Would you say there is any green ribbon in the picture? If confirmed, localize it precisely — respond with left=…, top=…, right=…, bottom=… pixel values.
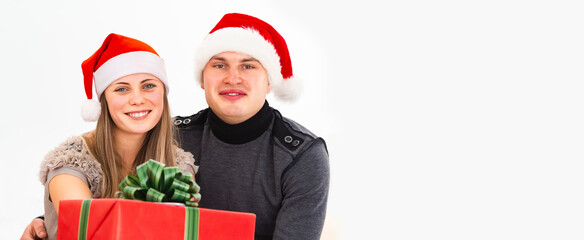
left=119, top=159, right=201, bottom=207
left=78, top=199, right=92, bottom=240
left=185, top=207, right=200, bottom=240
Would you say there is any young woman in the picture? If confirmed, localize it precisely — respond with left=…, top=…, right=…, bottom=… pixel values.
left=38, top=33, right=197, bottom=240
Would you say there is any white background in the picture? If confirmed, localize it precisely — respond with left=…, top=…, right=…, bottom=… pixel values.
left=1, top=0, right=583, bottom=239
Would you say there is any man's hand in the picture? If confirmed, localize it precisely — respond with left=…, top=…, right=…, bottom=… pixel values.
left=20, top=218, right=46, bottom=240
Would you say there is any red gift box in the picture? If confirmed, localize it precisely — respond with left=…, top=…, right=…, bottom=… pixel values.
left=57, top=199, right=255, bottom=240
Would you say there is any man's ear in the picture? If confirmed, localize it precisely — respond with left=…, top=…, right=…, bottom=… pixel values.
left=266, top=73, right=271, bottom=92
left=267, top=81, right=271, bottom=93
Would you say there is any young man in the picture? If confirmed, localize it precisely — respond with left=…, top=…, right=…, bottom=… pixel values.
left=178, top=13, right=330, bottom=239
left=21, top=13, right=329, bottom=240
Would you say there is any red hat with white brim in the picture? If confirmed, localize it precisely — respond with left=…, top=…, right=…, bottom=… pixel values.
left=194, top=13, right=302, bottom=102
left=80, top=33, right=169, bottom=122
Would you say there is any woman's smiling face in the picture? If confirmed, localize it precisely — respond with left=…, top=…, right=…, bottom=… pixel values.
left=104, top=73, right=165, bottom=137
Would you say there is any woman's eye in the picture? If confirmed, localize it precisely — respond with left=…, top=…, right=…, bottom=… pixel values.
left=144, top=83, right=156, bottom=89
left=114, top=87, right=128, bottom=92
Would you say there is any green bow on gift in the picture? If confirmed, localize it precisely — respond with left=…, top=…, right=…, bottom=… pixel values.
left=119, top=159, right=201, bottom=207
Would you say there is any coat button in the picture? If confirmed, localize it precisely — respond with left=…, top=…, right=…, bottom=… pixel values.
left=292, top=139, right=300, bottom=147
left=174, top=119, right=183, bottom=125
left=284, top=136, right=293, bottom=143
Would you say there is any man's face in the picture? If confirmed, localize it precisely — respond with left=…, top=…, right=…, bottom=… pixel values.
left=201, top=51, right=271, bottom=124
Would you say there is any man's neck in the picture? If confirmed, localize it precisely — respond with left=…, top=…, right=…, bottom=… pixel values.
left=208, top=101, right=273, bottom=144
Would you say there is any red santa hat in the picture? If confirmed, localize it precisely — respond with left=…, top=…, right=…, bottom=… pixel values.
left=81, top=33, right=169, bottom=122
left=194, top=13, right=302, bottom=101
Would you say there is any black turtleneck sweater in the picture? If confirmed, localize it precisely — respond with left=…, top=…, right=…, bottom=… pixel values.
left=208, top=101, right=273, bottom=144
left=176, top=101, right=330, bottom=240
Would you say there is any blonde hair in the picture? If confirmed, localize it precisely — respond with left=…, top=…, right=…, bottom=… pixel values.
left=84, top=91, right=177, bottom=198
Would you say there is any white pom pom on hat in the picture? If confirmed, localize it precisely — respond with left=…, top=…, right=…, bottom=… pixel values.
left=80, top=33, right=169, bottom=122
left=272, top=76, right=303, bottom=101
left=194, top=13, right=302, bottom=102
left=81, top=99, right=101, bottom=122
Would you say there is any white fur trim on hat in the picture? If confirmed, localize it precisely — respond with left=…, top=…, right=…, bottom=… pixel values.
left=195, top=27, right=282, bottom=85
left=93, top=51, right=169, bottom=100
left=194, top=27, right=297, bottom=96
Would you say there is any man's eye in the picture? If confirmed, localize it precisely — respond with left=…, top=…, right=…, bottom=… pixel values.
left=243, top=65, right=254, bottom=69
left=214, top=64, right=225, bottom=68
